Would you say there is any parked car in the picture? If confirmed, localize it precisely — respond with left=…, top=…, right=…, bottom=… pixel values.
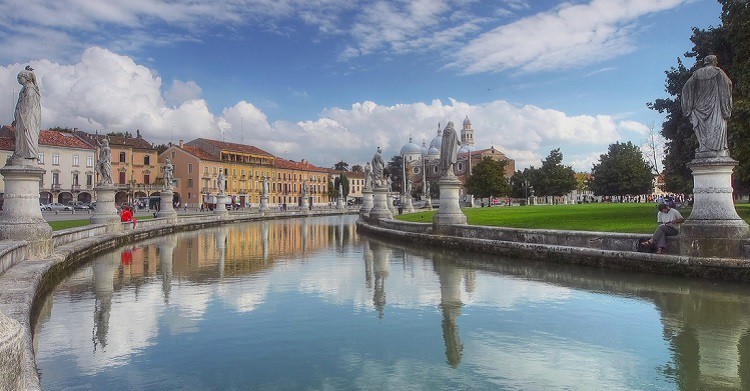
left=40, top=203, right=50, bottom=211
left=68, top=201, right=90, bottom=210
left=48, top=202, right=72, bottom=211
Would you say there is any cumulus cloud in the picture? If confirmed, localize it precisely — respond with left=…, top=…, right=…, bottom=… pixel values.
left=449, top=0, right=686, bottom=73
left=0, top=47, right=638, bottom=171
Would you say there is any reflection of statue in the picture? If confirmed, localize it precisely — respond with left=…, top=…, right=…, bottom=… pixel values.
left=364, top=162, right=373, bottom=189
left=681, top=55, right=732, bottom=157
left=12, top=66, right=41, bottom=162
left=95, top=137, right=113, bottom=185
left=371, top=147, right=385, bottom=188
left=440, top=121, right=460, bottom=175
left=163, top=158, right=174, bottom=190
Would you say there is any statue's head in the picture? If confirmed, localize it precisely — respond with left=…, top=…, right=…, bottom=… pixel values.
left=704, top=55, right=718, bottom=66
left=377, top=146, right=382, bottom=154
left=17, top=70, right=33, bottom=84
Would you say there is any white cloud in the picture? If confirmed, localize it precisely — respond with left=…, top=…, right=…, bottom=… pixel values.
left=449, top=0, right=686, bottom=73
left=164, top=80, right=203, bottom=107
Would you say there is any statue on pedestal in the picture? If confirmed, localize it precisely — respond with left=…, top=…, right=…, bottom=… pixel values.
left=681, top=55, right=732, bottom=158
left=371, top=147, right=385, bottom=188
left=364, top=162, right=372, bottom=190
left=440, top=122, right=460, bottom=175
left=12, top=66, right=41, bottom=163
left=95, top=137, right=113, bottom=185
left=262, top=176, right=269, bottom=196
left=163, top=158, right=174, bottom=190
left=217, top=170, right=225, bottom=195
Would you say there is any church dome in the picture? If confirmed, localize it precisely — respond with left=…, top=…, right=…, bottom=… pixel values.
left=459, top=144, right=475, bottom=153
left=463, top=115, right=471, bottom=126
left=420, top=141, right=428, bottom=156
left=400, top=137, right=422, bottom=155
left=428, top=146, right=441, bottom=158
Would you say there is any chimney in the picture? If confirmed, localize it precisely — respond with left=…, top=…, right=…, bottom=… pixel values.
left=179, top=139, right=184, bottom=148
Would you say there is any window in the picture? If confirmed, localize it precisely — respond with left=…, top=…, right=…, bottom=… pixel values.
left=119, top=152, right=126, bottom=163
left=171, top=151, right=175, bottom=159
left=433, top=165, right=439, bottom=174
left=213, top=167, right=217, bottom=174
left=188, top=179, right=193, bottom=188
left=233, top=169, right=236, bottom=176
left=52, top=154, right=59, bottom=165
left=38, top=153, right=44, bottom=164
left=144, top=156, right=150, bottom=165
left=86, top=156, right=93, bottom=167
left=52, top=172, right=59, bottom=184
left=144, top=174, right=150, bottom=184
left=457, top=162, right=463, bottom=171
left=188, top=164, right=193, bottom=174
left=119, top=171, right=126, bottom=184
left=204, top=167, right=209, bottom=174
left=86, top=174, right=93, bottom=186
left=72, top=173, right=79, bottom=186
left=72, top=155, right=79, bottom=167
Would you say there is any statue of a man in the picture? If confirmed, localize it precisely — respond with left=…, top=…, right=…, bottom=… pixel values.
left=681, top=55, right=732, bottom=158
left=262, top=176, right=269, bottom=196
left=217, top=170, right=225, bottom=194
left=163, top=158, right=174, bottom=190
left=440, top=121, right=461, bottom=175
left=371, top=147, right=385, bottom=188
left=12, top=66, right=41, bottom=163
left=301, top=180, right=309, bottom=197
left=95, top=137, right=113, bottom=185
left=363, top=162, right=373, bottom=190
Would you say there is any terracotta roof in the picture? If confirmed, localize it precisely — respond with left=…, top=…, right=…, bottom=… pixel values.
left=75, top=130, right=155, bottom=150
left=274, top=157, right=329, bottom=173
left=0, top=126, right=95, bottom=150
left=181, top=145, right=220, bottom=162
left=197, top=138, right=274, bottom=157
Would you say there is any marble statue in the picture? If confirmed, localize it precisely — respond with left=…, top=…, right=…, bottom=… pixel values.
left=364, top=162, right=372, bottom=189
left=406, top=179, right=413, bottom=193
left=262, top=176, right=269, bottom=196
left=12, top=66, right=41, bottom=162
left=95, top=137, right=113, bottom=185
left=440, top=121, right=460, bottom=175
left=301, top=180, right=309, bottom=197
left=217, top=170, right=225, bottom=194
left=681, top=55, right=732, bottom=157
left=338, top=183, right=344, bottom=197
left=371, top=147, right=385, bottom=188
left=386, top=175, right=393, bottom=192
left=163, top=158, right=174, bottom=190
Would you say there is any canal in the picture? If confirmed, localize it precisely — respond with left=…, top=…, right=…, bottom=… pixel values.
left=34, top=215, right=750, bottom=390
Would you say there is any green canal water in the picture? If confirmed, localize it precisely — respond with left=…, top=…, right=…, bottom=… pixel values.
left=34, top=215, right=750, bottom=390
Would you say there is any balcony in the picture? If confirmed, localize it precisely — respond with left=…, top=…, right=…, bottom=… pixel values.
left=51, top=184, right=61, bottom=191
left=71, top=184, right=81, bottom=192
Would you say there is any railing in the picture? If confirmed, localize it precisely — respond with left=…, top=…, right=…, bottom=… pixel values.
left=51, top=184, right=61, bottom=191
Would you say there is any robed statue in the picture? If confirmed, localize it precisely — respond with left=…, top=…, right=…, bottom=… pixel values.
left=163, top=158, right=174, bottom=190
left=363, top=162, right=373, bottom=190
left=12, top=66, right=41, bottom=163
left=95, top=137, right=113, bottom=185
left=371, top=147, right=385, bottom=188
left=681, top=55, right=732, bottom=158
left=440, top=121, right=460, bottom=175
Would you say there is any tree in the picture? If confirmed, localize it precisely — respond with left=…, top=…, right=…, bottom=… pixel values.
left=465, top=157, right=510, bottom=199
left=333, top=161, right=349, bottom=171
left=333, top=175, right=350, bottom=198
left=650, top=2, right=750, bottom=196
left=385, top=155, right=403, bottom=193
left=509, top=170, right=530, bottom=198
left=588, top=142, right=654, bottom=196
left=528, top=149, right=577, bottom=197
left=351, top=164, right=363, bottom=172
left=642, top=121, right=664, bottom=175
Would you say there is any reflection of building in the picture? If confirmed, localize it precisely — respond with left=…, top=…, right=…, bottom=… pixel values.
left=400, top=117, right=515, bottom=199
left=0, top=126, right=96, bottom=206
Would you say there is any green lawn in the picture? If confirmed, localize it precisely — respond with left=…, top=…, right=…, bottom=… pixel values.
left=397, top=203, right=750, bottom=234
left=47, top=215, right=155, bottom=231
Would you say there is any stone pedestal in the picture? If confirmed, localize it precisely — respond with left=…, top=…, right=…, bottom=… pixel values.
left=360, top=189, right=373, bottom=217
left=91, top=185, right=120, bottom=230
left=425, top=196, right=433, bottom=210
left=259, top=195, right=269, bottom=215
left=299, top=196, right=310, bottom=214
left=156, top=189, right=178, bottom=219
left=679, top=157, right=750, bottom=258
left=214, top=193, right=229, bottom=217
left=0, top=164, right=52, bottom=258
left=403, top=194, right=414, bottom=213
left=387, top=192, right=397, bottom=215
left=336, top=195, right=344, bottom=210
left=433, top=173, right=467, bottom=234
left=369, top=187, right=393, bottom=221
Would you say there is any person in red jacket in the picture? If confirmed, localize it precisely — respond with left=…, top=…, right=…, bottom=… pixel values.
left=120, top=206, right=138, bottom=228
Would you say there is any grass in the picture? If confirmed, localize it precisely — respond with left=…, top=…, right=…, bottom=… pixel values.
left=397, top=203, right=750, bottom=234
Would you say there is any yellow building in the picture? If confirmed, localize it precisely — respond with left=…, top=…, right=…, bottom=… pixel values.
left=272, top=157, right=331, bottom=207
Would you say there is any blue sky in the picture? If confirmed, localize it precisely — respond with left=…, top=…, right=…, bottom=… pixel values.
left=0, top=0, right=723, bottom=171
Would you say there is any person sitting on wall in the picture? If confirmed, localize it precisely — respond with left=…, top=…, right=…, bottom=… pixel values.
left=644, top=203, right=684, bottom=254
left=120, top=206, right=138, bottom=229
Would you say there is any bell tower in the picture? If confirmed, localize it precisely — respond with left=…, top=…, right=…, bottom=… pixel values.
left=461, top=115, right=474, bottom=149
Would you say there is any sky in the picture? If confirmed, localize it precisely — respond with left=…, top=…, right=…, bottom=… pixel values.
left=0, top=0, right=723, bottom=171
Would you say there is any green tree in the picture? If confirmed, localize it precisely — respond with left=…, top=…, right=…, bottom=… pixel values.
left=650, top=1, right=750, bottom=195
left=351, top=164, right=363, bottom=172
left=333, top=161, right=349, bottom=171
left=465, top=157, right=510, bottom=199
left=509, top=170, right=530, bottom=198
left=528, top=149, right=577, bottom=197
left=588, top=142, right=654, bottom=196
left=334, top=175, right=350, bottom=198
left=385, top=155, right=404, bottom=193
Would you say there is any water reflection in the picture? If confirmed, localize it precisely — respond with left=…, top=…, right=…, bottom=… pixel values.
left=34, top=216, right=750, bottom=390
